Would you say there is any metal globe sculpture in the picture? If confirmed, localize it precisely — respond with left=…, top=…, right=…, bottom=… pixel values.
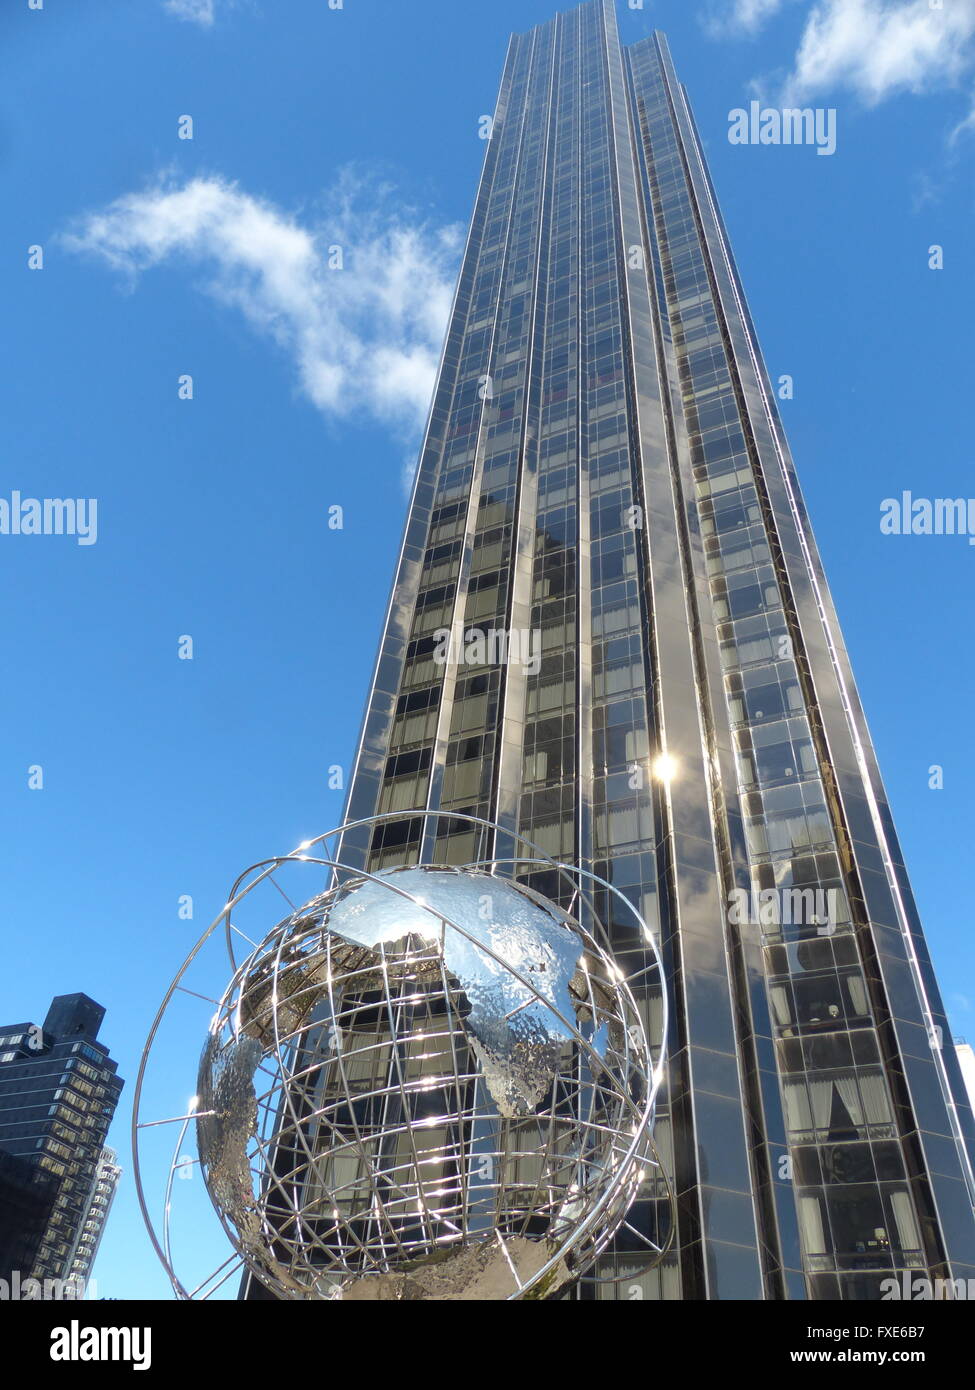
left=134, top=814, right=670, bottom=1300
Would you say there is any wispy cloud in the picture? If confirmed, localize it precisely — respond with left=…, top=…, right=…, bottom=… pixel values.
left=62, top=173, right=463, bottom=443
left=163, top=0, right=216, bottom=25
left=711, top=0, right=975, bottom=121
left=782, top=0, right=975, bottom=106
left=708, top=0, right=787, bottom=36
left=949, top=98, right=975, bottom=145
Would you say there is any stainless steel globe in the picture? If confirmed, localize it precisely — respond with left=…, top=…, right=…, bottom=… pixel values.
left=134, top=814, right=670, bottom=1300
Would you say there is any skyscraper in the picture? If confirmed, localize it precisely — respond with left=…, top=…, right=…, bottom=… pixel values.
left=250, top=0, right=975, bottom=1301
left=64, top=1146, right=122, bottom=1286
left=0, top=995, right=123, bottom=1285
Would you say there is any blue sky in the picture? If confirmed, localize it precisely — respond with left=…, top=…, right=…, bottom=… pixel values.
left=1, top=0, right=974, bottom=1298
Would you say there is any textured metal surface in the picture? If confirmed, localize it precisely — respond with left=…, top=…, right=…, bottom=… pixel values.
left=195, top=1035, right=265, bottom=1276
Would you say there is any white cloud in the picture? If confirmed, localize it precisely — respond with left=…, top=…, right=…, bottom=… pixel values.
left=949, top=94, right=975, bottom=143
left=716, top=0, right=786, bottom=34
left=163, top=0, right=216, bottom=25
left=783, top=0, right=975, bottom=105
left=63, top=174, right=463, bottom=442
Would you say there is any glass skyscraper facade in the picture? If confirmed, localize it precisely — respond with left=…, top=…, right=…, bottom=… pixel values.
left=254, top=0, right=975, bottom=1301
left=0, top=994, right=123, bottom=1285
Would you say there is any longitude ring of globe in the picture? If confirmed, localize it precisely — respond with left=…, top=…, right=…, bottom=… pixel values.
left=133, top=811, right=674, bottom=1300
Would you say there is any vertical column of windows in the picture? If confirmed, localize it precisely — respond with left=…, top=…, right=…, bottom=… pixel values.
left=579, top=1, right=675, bottom=1300
left=367, top=35, right=538, bottom=870
left=629, top=40, right=926, bottom=1296
left=432, top=20, right=560, bottom=868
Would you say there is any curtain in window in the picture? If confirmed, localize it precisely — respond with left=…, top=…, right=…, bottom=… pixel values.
left=767, top=812, right=812, bottom=854
left=859, top=1071, right=893, bottom=1126
left=605, top=804, right=652, bottom=848
left=798, top=1195, right=828, bottom=1254
left=530, top=820, right=570, bottom=857
left=770, top=986, right=792, bottom=1028
left=889, top=1190, right=921, bottom=1253
left=624, top=728, right=649, bottom=761
left=834, top=1073, right=865, bottom=1130
left=383, top=776, right=425, bottom=813
left=782, top=1078, right=811, bottom=1132
left=809, top=1078, right=833, bottom=1131
left=604, top=663, right=641, bottom=696
left=845, top=973, right=869, bottom=1017
left=745, top=820, right=769, bottom=857
left=607, top=806, right=638, bottom=847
